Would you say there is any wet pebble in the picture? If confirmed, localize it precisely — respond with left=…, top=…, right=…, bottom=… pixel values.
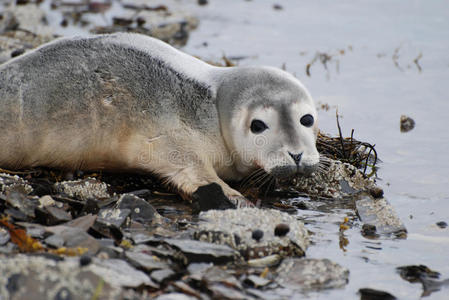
left=79, top=255, right=92, bottom=267
left=361, top=224, right=378, bottom=238
left=436, top=221, right=447, bottom=229
left=400, top=115, right=415, bottom=132
left=359, top=288, right=397, bottom=300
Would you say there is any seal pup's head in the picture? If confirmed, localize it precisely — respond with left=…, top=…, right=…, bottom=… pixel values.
left=217, top=66, right=319, bottom=179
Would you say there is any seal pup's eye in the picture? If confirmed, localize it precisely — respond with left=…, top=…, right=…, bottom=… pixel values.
left=300, top=114, right=314, bottom=127
left=250, top=119, right=268, bottom=134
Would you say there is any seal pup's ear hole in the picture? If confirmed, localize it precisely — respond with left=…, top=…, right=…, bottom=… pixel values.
left=250, top=119, right=268, bottom=134
left=300, top=114, right=314, bottom=127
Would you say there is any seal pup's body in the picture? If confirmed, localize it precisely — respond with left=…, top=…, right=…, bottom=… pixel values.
left=0, top=33, right=319, bottom=203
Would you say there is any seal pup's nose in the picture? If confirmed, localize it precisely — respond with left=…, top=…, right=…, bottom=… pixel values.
left=288, top=152, right=303, bottom=165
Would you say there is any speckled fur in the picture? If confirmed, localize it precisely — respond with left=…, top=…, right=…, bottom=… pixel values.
left=0, top=33, right=319, bottom=200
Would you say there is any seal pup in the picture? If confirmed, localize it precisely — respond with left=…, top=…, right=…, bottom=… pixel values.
left=0, top=33, right=319, bottom=205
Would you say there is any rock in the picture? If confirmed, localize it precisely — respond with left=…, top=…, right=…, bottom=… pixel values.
left=194, top=208, right=309, bottom=259
left=116, top=193, right=161, bottom=224
left=0, top=227, right=10, bottom=246
left=54, top=178, right=111, bottom=201
left=44, top=226, right=100, bottom=255
left=292, top=159, right=376, bottom=198
left=44, top=234, right=65, bottom=248
left=0, top=173, right=33, bottom=195
left=3, top=191, right=37, bottom=218
left=276, top=258, right=349, bottom=291
left=90, top=258, right=157, bottom=288
left=244, top=275, right=271, bottom=288
left=400, top=115, right=415, bottom=132
left=150, top=268, right=177, bottom=283
left=92, top=207, right=130, bottom=240
left=154, top=293, right=197, bottom=300
left=436, top=221, right=447, bottom=229
left=0, top=255, right=124, bottom=299
left=38, top=195, right=55, bottom=208
left=247, top=254, right=281, bottom=267
left=356, top=194, right=407, bottom=237
left=208, top=284, right=251, bottom=300
left=359, top=288, right=397, bottom=300
left=396, top=265, right=449, bottom=297
left=35, top=206, right=72, bottom=225
left=125, top=251, right=169, bottom=272
left=164, top=239, right=240, bottom=264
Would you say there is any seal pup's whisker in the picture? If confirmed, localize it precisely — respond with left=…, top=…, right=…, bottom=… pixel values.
left=239, top=168, right=265, bottom=191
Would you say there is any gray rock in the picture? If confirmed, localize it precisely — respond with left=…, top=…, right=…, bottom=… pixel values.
left=194, top=208, right=309, bottom=259
left=293, top=159, right=376, bottom=198
left=0, top=173, right=33, bottom=195
left=3, top=191, right=37, bottom=218
left=150, top=268, right=177, bottom=283
left=208, top=284, right=252, bottom=300
left=90, top=258, right=157, bottom=288
left=0, top=228, right=10, bottom=246
left=45, top=226, right=100, bottom=255
left=244, top=275, right=271, bottom=288
left=164, top=239, right=240, bottom=264
left=154, top=293, right=198, bottom=300
left=54, top=178, right=111, bottom=201
left=35, top=206, right=73, bottom=225
left=94, top=207, right=131, bottom=231
left=276, top=258, right=349, bottom=291
left=44, top=234, right=65, bottom=248
left=116, top=193, right=162, bottom=224
left=356, top=194, right=407, bottom=237
left=0, top=255, right=123, bottom=299
left=125, top=251, right=169, bottom=272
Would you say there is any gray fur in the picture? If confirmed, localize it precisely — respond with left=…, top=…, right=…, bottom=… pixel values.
left=0, top=33, right=319, bottom=201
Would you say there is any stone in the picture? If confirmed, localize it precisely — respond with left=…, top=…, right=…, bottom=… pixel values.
left=125, top=251, right=169, bottom=272
left=164, top=239, right=240, bottom=264
left=54, top=178, right=111, bottom=201
left=116, top=194, right=162, bottom=224
left=276, top=258, right=349, bottom=291
left=194, top=208, right=309, bottom=259
left=90, top=258, right=157, bottom=288
left=356, top=194, right=407, bottom=237
left=150, top=269, right=177, bottom=283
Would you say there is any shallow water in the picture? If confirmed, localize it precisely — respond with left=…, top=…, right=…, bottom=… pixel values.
left=24, top=0, right=449, bottom=298
left=181, top=1, right=449, bottom=299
